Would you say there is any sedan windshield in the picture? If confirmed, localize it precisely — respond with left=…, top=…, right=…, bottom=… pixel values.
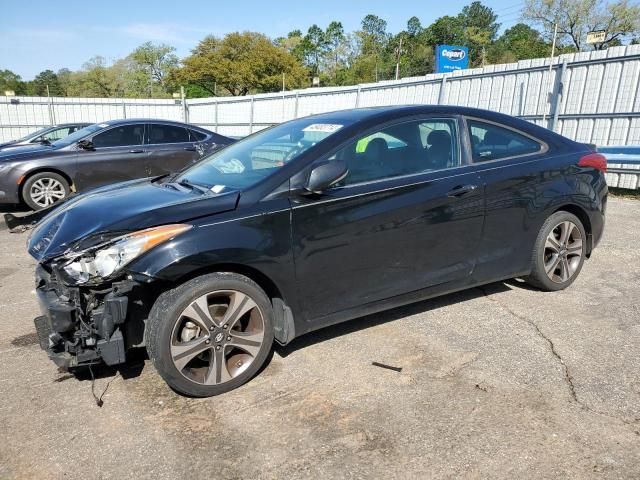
left=16, top=126, right=51, bottom=142
left=52, top=124, right=103, bottom=147
left=175, top=118, right=351, bottom=191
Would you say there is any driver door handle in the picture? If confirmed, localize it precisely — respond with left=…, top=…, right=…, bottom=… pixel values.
left=447, top=184, right=478, bottom=197
left=183, top=146, right=197, bottom=151
left=129, top=149, right=145, bottom=154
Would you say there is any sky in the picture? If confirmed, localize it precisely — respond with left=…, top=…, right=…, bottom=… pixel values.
left=0, top=0, right=524, bottom=80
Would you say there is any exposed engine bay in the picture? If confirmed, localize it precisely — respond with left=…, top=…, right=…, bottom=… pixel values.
left=34, top=263, right=150, bottom=370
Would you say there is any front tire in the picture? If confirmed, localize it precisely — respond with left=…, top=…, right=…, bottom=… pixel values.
left=146, top=273, right=274, bottom=397
left=525, top=211, right=586, bottom=291
left=22, top=172, right=70, bottom=211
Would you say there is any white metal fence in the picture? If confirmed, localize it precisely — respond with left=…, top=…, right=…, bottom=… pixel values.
left=2, top=44, right=640, bottom=145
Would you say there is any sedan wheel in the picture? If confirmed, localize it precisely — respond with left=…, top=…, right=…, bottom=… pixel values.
left=543, top=220, right=583, bottom=283
left=525, top=211, right=587, bottom=291
left=170, top=290, right=266, bottom=386
left=146, top=273, right=274, bottom=397
left=23, top=172, right=70, bottom=211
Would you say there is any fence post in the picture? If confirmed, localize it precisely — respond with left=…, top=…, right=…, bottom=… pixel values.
left=294, top=92, right=299, bottom=118
left=214, top=99, right=219, bottom=133
left=249, top=96, right=255, bottom=134
left=122, top=100, right=127, bottom=119
left=355, top=85, right=362, bottom=108
left=181, top=86, right=188, bottom=123
left=549, top=61, right=567, bottom=132
left=438, top=76, right=447, bottom=105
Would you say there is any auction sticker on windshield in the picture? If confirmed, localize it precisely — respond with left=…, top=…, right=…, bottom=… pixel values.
left=302, top=124, right=343, bottom=133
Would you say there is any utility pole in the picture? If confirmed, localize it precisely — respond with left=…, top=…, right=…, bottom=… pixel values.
left=542, top=23, right=559, bottom=124
left=395, top=36, right=404, bottom=80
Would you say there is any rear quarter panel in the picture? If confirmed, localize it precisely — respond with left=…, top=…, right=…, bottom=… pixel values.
left=471, top=147, right=604, bottom=283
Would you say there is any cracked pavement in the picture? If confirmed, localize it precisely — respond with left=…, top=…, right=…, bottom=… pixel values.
left=0, top=197, right=639, bottom=479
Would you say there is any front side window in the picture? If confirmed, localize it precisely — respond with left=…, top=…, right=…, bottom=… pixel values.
left=148, top=124, right=190, bottom=144
left=468, top=120, right=541, bottom=162
left=329, top=119, right=459, bottom=186
left=92, top=125, right=144, bottom=148
left=175, top=118, right=351, bottom=191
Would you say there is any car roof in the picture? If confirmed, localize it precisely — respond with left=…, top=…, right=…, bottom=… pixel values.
left=300, top=105, right=568, bottom=144
left=102, top=118, right=202, bottom=128
left=50, top=122, right=92, bottom=127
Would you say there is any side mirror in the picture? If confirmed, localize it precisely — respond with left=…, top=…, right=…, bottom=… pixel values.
left=304, top=160, right=348, bottom=195
left=33, top=136, right=49, bottom=144
left=77, top=139, right=94, bottom=150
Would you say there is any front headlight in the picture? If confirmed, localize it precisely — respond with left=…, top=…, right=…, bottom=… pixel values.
left=62, top=224, right=192, bottom=284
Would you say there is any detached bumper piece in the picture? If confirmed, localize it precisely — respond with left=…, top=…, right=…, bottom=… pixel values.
left=34, top=266, right=135, bottom=369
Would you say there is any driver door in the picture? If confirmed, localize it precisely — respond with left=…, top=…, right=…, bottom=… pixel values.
left=290, top=117, right=485, bottom=322
left=74, top=123, right=148, bottom=190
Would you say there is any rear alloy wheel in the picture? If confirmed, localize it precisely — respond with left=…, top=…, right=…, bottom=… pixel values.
left=23, top=172, right=70, bottom=210
left=525, top=211, right=586, bottom=291
left=146, top=273, right=274, bottom=397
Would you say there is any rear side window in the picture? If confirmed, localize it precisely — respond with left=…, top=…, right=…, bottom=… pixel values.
left=468, top=120, right=541, bottom=162
left=189, top=129, right=207, bottom=141
left=93, top=125, right=144, bottom=148
left=148, top=124, right=190, bottom=144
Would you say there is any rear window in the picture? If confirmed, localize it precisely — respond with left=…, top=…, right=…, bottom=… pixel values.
left=148, top=124, right=190, bottom=144
left=468, top=120, right=541, bottom=162
left=189, top=129, right=208, bottom=141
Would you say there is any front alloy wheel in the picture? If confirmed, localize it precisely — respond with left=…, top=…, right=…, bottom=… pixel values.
left=23, top=172, right=70, bottom=211
left=146, top=273, right=274, bottom=397
left=170, top=291, right=265, bottom=385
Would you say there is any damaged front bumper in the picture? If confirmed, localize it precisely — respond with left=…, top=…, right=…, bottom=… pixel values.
left=34, top=264, right=145, bottom=370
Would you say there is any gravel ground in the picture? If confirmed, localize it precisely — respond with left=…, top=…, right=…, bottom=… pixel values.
left=0, top=197, right=638, bottom=479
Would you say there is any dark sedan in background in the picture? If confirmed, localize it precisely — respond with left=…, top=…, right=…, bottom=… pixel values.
left=0, top=123, right=91, bottom=151
left=0, top=120, right=233, bottom=210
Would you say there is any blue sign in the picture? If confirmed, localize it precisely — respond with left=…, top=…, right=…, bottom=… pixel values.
left=435, top=45, right=469, bottom=73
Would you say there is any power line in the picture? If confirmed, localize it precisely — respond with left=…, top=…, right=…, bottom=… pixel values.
left=493, top=2, right=525, bottom=13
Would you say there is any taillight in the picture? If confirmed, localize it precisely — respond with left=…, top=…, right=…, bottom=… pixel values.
left=578, top=152, right=607, bottom=173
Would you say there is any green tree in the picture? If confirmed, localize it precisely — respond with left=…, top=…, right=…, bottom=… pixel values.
left=427, top=15, right=465, bottom=46
left=459, top=2, right=500, bottom=66
left=523, top=0, right=640, bottom=50
left=388, top=17, right=433, bottom=78
left=274, top=30, right=305, bottom=63
left=488, top=23, right=550, bottom=63
left=28, top=69, right=63, bottom=96
left=302, top=25, right=328, bottom=75
left=356, top=14, right=390, bottom=81
left=324, top=21, right=346, bottom=81
left=66, top=56, right=124, bottom=97
left=0, top=69, right=27, bottom=95
left=127, top=42, right=179, bottom=95
left=174, top=32, right=309, bottom=96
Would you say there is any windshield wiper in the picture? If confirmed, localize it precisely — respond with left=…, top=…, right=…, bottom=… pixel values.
left=177, top=178, right=210, bottom=194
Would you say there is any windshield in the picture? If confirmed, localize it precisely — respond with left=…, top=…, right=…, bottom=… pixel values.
left=175, top=118, right=350, bottom=191
left=52, top=124, right=103, bottom=147
left=16, top=126, right=52, bottom=142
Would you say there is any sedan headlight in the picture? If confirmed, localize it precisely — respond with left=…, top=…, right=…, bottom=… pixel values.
left=63, top=224, right=192, bottom=284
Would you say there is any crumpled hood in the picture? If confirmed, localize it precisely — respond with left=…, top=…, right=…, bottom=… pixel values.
left=28, top=179, right=239, bottom=261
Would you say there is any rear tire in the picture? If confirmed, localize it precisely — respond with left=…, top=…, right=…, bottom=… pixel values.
left=146, top=273, right=274, bottom=397
left=525, top=211, right=586, bottom=291
left=22, top=172, right=70, bottom=211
